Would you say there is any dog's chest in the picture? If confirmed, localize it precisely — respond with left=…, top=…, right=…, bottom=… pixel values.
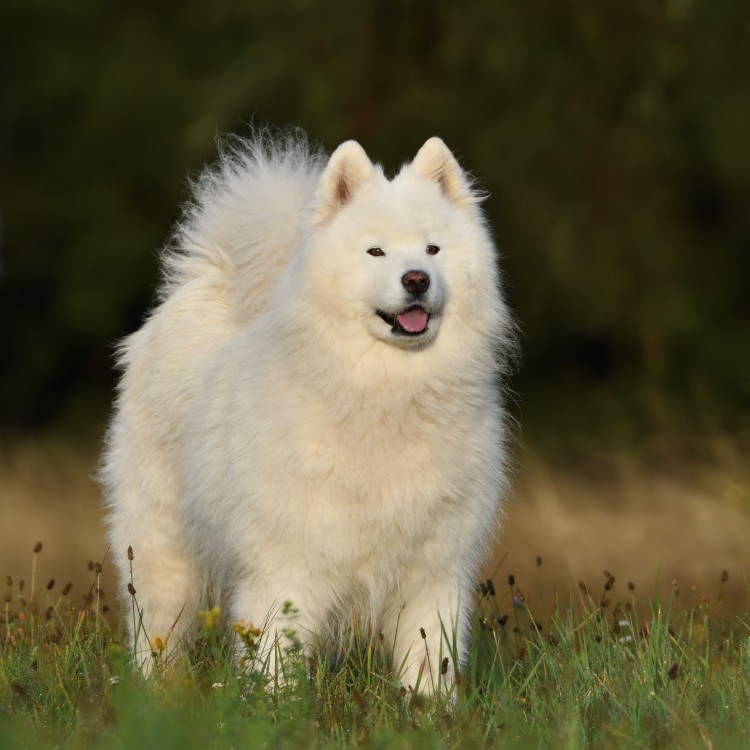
left=272, top=400, right=471, bottom=560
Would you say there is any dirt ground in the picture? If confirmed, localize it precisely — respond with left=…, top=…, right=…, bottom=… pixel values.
left=1, top=433, right=748, bottom=622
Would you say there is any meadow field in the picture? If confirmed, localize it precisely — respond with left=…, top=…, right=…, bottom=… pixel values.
left=2, top=422, right=749, bottom=622
left=3, top=3, right=750, bottom=746
left=1, top=424, right=748, bottom=748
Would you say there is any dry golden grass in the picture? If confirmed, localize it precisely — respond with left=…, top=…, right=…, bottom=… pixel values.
left=0, top=436, right=116, bottom=610
left=495, top=431, right=750, bottom=615
left=1, top=429, right=749, bottom=619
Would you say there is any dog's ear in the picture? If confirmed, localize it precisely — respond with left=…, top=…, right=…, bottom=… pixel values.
left=313, top=141, right=374, bottom=226
left=411, top=137, right=478, bottom=213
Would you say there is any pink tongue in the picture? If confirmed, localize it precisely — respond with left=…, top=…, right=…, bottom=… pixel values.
left=396, top=309, right=429, bottom=333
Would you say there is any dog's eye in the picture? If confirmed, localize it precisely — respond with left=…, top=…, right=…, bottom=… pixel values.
left=426, top=244, right=441, bottom=255
left=367, top=247, right=385, bottom=257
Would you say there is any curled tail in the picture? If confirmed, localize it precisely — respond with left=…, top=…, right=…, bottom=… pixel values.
left=161, top=128, right=326, bottom=324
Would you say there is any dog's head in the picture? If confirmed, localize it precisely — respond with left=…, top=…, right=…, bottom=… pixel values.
left=302, top=137, right=498, bottom=351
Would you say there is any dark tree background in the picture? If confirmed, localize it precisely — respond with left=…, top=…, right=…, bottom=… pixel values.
left=1, top=0, right=749, bottom=438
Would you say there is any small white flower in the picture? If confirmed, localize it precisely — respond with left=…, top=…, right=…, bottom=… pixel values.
left=617, top=619, right=634, bottom=643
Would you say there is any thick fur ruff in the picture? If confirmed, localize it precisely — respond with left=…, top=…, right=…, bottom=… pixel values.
left=101, top=129, right=513, bottom=692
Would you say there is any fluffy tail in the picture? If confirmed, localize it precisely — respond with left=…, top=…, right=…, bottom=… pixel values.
left=163, top=128, right=326, bottom=323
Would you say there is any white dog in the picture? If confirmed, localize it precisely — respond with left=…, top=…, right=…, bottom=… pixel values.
left=102, top=130, right=513, bottom=693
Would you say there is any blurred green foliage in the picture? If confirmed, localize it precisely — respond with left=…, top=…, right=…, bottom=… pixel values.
left=1, top=0, right=748, bottom=430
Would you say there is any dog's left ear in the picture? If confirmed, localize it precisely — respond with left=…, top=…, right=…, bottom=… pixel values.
left=411, top=137, right=477, bottom=213
left=313, top=140, right=375, bottom=227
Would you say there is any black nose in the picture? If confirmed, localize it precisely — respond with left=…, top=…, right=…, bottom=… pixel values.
left=401, top=270, right=430, bottom=296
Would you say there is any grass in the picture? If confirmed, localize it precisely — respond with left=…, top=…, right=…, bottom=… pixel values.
left=1, top=546, right=749, bottom=749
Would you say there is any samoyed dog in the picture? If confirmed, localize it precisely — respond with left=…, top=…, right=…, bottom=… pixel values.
left=102, top=129, right=513, bottom=693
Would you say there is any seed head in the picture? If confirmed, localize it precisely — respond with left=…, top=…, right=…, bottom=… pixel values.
left=508, top=574, right=515, bottom=587
left=62, top=582, right=72, bottom=596
left=127, top=583, right=136, bottom=596
left=668, top=662, right=679, bottom=680
left=420, top=627, right=426, bottom=640
left=127, top=546, right=134, bottom=561
left=497, top=614, right=508, bottom=627
left=46, top=579, right=55, bottom=590
left=604, top=576, right=615, bottom=591
left=33, top=542, right=42, bottom=553
left=441, top=656, right=449, bottom=675
left=536, top=556, right=543, bottom=567
left=627, top=581, right=635, bottom=591
left=720, top=570, right=729, bottom=583
left=94, top=563, right=102, bottom=574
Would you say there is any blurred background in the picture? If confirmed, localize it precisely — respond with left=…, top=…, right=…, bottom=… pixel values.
left=1, top=0, right=749, bottom=618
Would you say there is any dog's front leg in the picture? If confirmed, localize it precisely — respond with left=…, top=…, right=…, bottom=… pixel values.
left=386, top=576, right=469, bottom=696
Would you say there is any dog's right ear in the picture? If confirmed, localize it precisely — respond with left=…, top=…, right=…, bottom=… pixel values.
left=313, top=141, right=374, bottom=227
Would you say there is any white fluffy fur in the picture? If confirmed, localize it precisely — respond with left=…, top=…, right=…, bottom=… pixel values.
left=101, top=129, right=513, bottom=692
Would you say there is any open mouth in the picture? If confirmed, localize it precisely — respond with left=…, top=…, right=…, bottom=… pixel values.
left=376, top=305, right=430, bottom=336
